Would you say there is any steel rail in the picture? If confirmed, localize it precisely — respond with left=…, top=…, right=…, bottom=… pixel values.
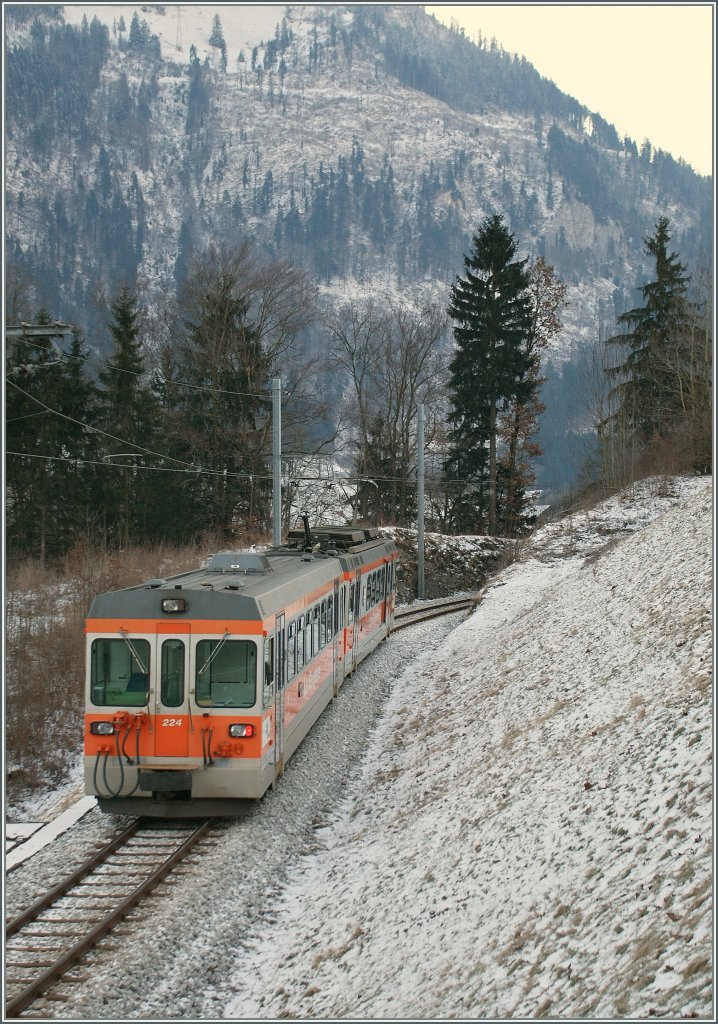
left=392, top=597, right=476, bottom=631
left=5, top=820, right=141, bottom=938
left=5, top=820, right=212, bottom=1018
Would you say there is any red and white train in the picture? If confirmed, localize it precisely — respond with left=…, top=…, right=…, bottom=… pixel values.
left=84, top=520, right=398, bottom=816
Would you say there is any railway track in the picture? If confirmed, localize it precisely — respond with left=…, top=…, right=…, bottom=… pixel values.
left=5, top=818, right=214, bottom=1018
left=392, top=594, right=479, bottom=631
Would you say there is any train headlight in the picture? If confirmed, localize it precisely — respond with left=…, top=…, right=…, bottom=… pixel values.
left=229, top=723, right=255, bottom=738
left=161, top=598, right=187, bottom=613
left=90, top=721, right=115, bottom=735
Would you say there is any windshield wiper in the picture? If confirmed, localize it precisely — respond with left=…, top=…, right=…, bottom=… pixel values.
left=197, top=631, right=231, bottom=677
left=119, top=629, right=148, bottom=675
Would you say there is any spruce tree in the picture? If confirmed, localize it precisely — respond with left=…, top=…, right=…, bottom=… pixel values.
left=98, top=286, right=159, bottom=547
left=6, top=320, right=101, bottom=562
left=605, top=217, right=690, bottom=440
left=445, top=215, right=534, bottom=535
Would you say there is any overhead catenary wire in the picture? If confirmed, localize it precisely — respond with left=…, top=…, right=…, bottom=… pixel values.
left=8, top=337, right=341, bottom=408
left=7, top=379, right=210, bottom=474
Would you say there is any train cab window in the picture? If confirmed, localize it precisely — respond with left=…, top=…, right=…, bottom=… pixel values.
left=161, top=639, right=185, bottom=708
left=287, top=622, right=297, bottom=680
left=91, top=638, right=150, bottom=707
left=195, top=639, right=256, bottom=708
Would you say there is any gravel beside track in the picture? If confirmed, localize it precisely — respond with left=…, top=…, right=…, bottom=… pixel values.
left=5, top=612, right=466, bottom=1020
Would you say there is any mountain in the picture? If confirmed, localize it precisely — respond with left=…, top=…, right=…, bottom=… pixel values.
left=4, top=3, right=712, bottom=492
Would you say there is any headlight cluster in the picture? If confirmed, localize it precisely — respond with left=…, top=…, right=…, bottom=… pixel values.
left=229, top=723, right=255, bottom=738
left=90, top=721, right=115, bottom=735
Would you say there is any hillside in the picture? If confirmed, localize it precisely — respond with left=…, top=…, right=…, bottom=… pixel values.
left=225, top=475, right=713, bottom=1019
left=4, top=475, right=712, bottom=1018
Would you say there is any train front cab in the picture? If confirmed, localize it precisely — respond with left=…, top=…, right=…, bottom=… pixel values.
left=85, top=617, right=280, bottom=815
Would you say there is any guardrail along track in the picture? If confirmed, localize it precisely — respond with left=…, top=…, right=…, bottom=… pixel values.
left=5, top=819, right=213, bottom=1018
left=392, top=594, right=479, bottom=631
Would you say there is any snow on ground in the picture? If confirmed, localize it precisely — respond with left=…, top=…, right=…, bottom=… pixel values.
left=4, top=475, right=712, bottom=1020
left=223, top=476, right=713, bottom=1020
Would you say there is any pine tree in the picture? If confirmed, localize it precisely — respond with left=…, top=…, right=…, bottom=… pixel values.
left=97, top=286, right=159, bottom=547
left=605, top=217, right=691, bottom=440
left=445, top=215, right=534, bottom=535
left=6, top=320, right=101, bottom=562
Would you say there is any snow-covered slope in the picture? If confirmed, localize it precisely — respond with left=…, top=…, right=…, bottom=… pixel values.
left=224, top=475, right=713, bottom=1020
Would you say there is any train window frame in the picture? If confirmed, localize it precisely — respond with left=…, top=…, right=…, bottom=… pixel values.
left=320, top=600, right=327, bottom=648
left=160, top=638, right=185, bottom=708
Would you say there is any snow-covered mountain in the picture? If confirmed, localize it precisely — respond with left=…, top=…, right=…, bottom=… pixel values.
left=5, top=4, right=711, bottom=349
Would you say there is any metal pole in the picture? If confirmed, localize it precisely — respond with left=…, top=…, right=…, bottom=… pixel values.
left=272, top=377, right=282, bottom=547
left=417, top=404, right=425, bottom=601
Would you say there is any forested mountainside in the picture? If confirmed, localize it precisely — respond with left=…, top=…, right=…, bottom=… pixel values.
left=4, top=4, right=712, bottom=490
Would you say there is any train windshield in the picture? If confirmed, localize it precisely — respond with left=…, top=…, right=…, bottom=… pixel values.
left=91, top=638, right=150, bottom=707
left=195, top=639, right=257, bottom=708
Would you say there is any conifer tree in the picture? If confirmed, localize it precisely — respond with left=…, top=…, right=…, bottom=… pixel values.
left=445, top=215, right=534, bottom=535
left=98, top=286, right=159, bottom=546
left=605, top=217, right=691, bottom=440
left=6, top=319, right=101, bottom=562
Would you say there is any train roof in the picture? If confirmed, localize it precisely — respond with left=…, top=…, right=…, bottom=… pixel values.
left=87, top=534, right=397, bottom=624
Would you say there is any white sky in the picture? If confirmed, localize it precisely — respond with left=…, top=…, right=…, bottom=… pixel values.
left=426, top=3, right=714, bottom=176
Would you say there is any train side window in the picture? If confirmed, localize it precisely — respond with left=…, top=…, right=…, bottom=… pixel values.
left=381, top=566, right=386, bottom=599
left=320, top=600, right=327, bottom=647
left=327, top=595, right=334, bottom=639
left=287, top=622, right=296, bottom=680
left=348, top=585, right=354, bottom=625
left=339, top=587, right=345, bottom=629
left=263, top=636, right=274, bottom=707
left=312, top=606, right=320, bottom=656
left=296, top=616, right=305, bottom=671
left=161, top=639, right=184, bottom=708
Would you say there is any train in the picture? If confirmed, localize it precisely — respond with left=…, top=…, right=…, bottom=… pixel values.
left=84, top=517, right=399, bottom=816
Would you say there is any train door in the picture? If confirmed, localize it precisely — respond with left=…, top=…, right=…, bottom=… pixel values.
left=153, top=628, right=190, bottom=757
left=351, top=570, right=361, bottom=673
left=380, top=562, right=387, bottom=624
left=332, top=580, right=341, bottom=696
left=274, top=613, right=286, bottom=777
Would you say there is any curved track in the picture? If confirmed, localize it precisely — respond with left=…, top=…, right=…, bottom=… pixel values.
left=5, top=819, right=214, bottom=1018
left=392, top=594, right=479, bottom=631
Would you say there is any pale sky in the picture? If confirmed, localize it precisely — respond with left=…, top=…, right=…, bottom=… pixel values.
left=425, top=3, right=714, bottom=177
